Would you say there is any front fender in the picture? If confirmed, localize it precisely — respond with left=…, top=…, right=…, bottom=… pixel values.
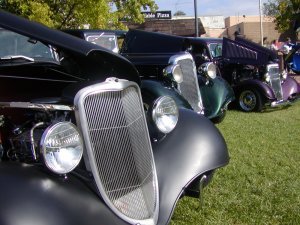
left=282, top=76, right=300, bottom=100
left=234, top=79, right=275, bottom=101
left=0, top=163, right=129, bottom=225
left=153, top=108, right=229, bottom=225
left=198, top=76, right=235, bottom=119
left=141, top=79, right=192, bottom=110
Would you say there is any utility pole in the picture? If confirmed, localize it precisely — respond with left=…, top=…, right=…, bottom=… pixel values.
left=194, top=0, right=199, bottom=37
left=259, top=0, right=263, bottom=46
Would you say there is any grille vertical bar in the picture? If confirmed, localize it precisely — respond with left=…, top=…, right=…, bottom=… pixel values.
left=176, top=57, right=203, bottom=112
left=268, top=64, right=283, bottom=100
left=74, top=79, right=158, bottom=225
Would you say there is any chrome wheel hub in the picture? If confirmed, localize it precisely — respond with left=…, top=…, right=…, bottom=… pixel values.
left=239, top=90, right=256, bottom=111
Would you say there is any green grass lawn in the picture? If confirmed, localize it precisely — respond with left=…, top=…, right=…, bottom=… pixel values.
left=171, top=102, right=300, bottom=225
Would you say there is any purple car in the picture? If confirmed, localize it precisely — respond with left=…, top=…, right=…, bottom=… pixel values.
left=189, top=36, right=300, bottom=112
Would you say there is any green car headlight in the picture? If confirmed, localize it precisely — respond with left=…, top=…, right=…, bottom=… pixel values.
left=40, top=122, right=83, bottom=174
left=152, top=96, right=179, bottom=134
left=199, top=62, right=217, bottom=79
left=163, top=64, right=183, bottom=83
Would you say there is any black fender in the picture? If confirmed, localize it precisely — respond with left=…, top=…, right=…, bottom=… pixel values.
left=0, top=163, right=129, bottom=225
left=152, top=108, right=229, bottom=225
left=141, top=79, right=192, bottom=110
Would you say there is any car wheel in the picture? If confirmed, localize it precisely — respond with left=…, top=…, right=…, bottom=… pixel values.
left=211, top=110, right=226, bottom=124
left=238, top=89, right=262, bottom=112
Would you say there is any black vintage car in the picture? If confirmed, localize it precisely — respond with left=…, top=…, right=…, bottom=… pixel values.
left=189, top=36, right=300, bottom=112
left=65, top=29, right=235, bottom=123
left=0, top=10, right=229, bottom=225
left=120, top=29, right=235, bottom=123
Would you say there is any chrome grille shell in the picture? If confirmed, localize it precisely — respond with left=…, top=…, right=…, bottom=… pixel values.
left=267, top=64, right=283, bottom=100
left=169, top=53, right=204, bottom=113
left=74, top=78, right=159, bottom=225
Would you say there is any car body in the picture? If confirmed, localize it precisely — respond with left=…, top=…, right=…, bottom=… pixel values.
left=63, top=29, right=127, bottom=53
left=190, top=36, right=300, bottom=112
left=0, top=10, right=230, bottom=225
left=120, top=29, right=235, bottom=123
left=285, top=43, right=300, bottom=74
left=66, top=29, right=235, bottom=123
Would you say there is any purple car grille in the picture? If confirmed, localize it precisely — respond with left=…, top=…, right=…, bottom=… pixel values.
left=268, top=65, right=283, bottom=100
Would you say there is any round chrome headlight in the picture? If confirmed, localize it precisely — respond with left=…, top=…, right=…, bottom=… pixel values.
left=41, top=122, right=83, bottom=174
left=264, top=73, right=271, bottom=82
left=152, top=96, right=179, bottom=134
left=199, top=62, right=217, bottom=79
left=163, top=64, right=183, bottom=83
left=206, top=62, right=217, bottom=79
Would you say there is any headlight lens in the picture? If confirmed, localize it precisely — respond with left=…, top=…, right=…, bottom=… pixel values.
left=41, top=122, right=83, bottom=174
left=152, top=96, right=179, bottom=134
left=264, top=73, right=271, bottom=82
left=199, top=62, right=217, bottom=79
left=163, top=64, right=183, bottom=83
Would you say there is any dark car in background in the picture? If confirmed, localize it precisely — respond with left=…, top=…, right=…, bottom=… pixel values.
left=190, top=36, right=300, bottom=112
left=66, top=29, right=235, bottom=123
left=120, top=29, right=235, bottom=123
left=0, top=10, right=230, bottom=225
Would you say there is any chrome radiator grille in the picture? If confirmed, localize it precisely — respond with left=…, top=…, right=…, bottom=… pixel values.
left=74, top=79, right=158, bottom=225
left=268, top=64, right=283, bottom=100
left=173, top=54, right=203, bottom=112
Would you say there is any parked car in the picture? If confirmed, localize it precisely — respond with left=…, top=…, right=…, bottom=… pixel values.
left=189, top=36, right=300, bottom=112
left=0, top=10, right=230, bottom=225
left=285, top=43, right=300, bottom=74
left=63, top=29, right=127, bottom=53
left=120, top=29, right=235, bottom=123
left=66, top=29, right=235, bottom=123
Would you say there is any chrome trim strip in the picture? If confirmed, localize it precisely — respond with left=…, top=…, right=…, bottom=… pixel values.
left=0, top=102, right=73, bottom=111
left=0, top=75, right=77, bottom=83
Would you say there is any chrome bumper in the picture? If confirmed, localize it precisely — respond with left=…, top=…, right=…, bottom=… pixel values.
left=269, top=95, right=300, bottom=108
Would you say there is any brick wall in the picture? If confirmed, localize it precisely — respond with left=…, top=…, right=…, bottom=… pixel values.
left=125, top=18, right=205, bottom=36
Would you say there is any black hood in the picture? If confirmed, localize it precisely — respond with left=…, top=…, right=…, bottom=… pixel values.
left=0, top=10, right=140, bottom=84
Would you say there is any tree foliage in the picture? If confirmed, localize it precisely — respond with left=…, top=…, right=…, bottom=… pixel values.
left=263, top=0, right=300, bottom=32
left=173, top=10, right=186, bottom=16
left=0, top=0, right=158, bottom=29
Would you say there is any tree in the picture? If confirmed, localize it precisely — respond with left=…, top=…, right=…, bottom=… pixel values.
left=0, top=0, right=158, bottom=29
left=173, top=10, right=186, bottom=16
left=263, top=0, right=300, bottom=33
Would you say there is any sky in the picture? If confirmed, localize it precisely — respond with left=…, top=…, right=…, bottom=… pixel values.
left=154, top=0, right=268, bottom=17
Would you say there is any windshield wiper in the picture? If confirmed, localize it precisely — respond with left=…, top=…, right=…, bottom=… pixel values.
left=0, top=55, right=35, bottom=62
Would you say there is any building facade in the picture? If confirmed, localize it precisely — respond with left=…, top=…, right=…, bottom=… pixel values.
left=125, top=13, right=282, bottom=45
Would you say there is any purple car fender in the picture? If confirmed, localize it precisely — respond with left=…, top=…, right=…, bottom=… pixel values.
left=282, top=76, right=300, bottom=100
left=233, top=79, right=276, bottom=100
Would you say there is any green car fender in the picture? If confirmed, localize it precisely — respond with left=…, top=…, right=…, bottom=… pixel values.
left=198, top=76, right=235, bottom=119
left=141, top=79, right=192, bottom=110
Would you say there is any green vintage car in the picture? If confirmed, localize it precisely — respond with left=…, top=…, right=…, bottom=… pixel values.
left=64, top=29, right=235, bottom=123
left=120, top=29, right=235, bottom=123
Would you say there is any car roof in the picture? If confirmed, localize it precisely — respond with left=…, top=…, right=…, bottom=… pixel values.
left=0, top=10, right=140, bottom=84
left=0, top=10, right=120, bottom=58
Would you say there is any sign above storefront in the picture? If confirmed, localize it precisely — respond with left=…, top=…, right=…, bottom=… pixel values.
left=142, top=11, right=172, bottom=20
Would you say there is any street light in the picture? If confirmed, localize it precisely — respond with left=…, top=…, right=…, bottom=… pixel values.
left=194, top=0, right=199, bottom=37
left=259, top=0, right=263, bottom=45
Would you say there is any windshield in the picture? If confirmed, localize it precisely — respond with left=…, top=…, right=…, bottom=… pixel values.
left=86, top=34, right=119, bottom=53
left=209, top=43, right=223, bottom=58
left=0, top=29, right=58, bottom=61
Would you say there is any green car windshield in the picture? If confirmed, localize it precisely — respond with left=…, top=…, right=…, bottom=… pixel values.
left=209, top=43, right=223, bottom=58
